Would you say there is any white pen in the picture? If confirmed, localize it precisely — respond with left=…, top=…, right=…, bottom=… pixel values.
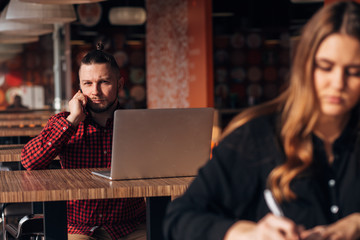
left=264, top=189, right=302, bottom=240
left=264, top=189, right=284, bottom=217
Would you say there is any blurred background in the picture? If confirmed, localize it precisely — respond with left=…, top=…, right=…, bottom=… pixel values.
left=0, top=0, right=324, bottom=128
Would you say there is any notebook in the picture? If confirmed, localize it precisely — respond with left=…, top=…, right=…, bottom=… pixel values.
left=91, top=108, right=214, bottom=180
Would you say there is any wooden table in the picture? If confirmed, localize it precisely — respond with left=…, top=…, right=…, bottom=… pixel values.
left=0, top=110, right=52, bottom=137
left=0, top=127, right=43, bottom=137
left=0, top=168, right=193, bottom=240
left=0, top=119, right=47, bottom=128
left=0, top=144, right=59, bottom=163
left=0, top=144, right=24, bottom=162
left=0, top=110, right=54, bottom=120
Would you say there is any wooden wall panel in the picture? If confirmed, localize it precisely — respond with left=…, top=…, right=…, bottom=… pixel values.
left=146, top=0, right=213, bottom=108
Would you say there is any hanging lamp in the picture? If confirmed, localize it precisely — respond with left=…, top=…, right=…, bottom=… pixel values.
left=109, top=7, right=146, bottom=25
left=5, top=0, right=77, bottom=24
left=0, top=6, right=53, bottom=36
left=19, top=0, right=105, bottom=4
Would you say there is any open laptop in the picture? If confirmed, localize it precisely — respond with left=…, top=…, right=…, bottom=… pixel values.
left=91, top=108, right=214, bottom=180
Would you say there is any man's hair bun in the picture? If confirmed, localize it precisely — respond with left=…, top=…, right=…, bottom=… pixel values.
left=96, top=41, right=104, bottom=51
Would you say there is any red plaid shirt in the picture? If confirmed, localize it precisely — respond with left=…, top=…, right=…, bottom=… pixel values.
left=21, top=110, right=146, bottom=240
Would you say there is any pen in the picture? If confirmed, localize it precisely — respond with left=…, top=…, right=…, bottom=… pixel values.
left=264, top=189, right=302, bottom=240
left=264, top=189, right=284, bottom=217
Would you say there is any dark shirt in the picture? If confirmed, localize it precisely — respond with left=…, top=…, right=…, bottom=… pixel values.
left=163, top=113, right=360, bottom=240
left=21, top=109, right=146, bottom=240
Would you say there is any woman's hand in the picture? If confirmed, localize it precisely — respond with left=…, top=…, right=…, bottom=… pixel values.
left=224, top=213, right=303, bottom=240
left=301, top=213, right=360, bottom=240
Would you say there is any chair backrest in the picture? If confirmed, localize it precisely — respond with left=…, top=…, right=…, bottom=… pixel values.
left=16, top=214, right=44, bottom=238
left=2, top=203, right=44, bottom=240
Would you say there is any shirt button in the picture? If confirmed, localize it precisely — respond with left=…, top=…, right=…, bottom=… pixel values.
left=104, top=151, right=107, bottom=154
left=330, top=205, right=339, bottom=214
left=99, top=214, right=103, bottom=218
left=47, top=142, right=52, bottom=146
left=328, top=179, right=336, bottom=187
left=63, top=127, right=67, bottom=130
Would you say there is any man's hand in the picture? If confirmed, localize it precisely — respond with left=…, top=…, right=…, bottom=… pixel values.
left=66, top=90, right=87, bottom=126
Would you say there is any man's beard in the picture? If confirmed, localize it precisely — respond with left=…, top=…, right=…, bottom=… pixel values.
left=87, top=98, right=118, bottom=113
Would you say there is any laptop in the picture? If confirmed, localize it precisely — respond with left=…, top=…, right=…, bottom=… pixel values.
left=91, top=108, right=214, bottom=180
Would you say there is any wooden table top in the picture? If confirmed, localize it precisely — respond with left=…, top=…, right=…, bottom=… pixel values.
left=0, top=144, right=59, bottom=162
left=0, top=111, right=52, bottom=136
left=0, top=126, right=43, bottom=137
left=0, top=110, right=52, bottom=128
left=0, top=119, right=47, bottom=128
left=0, top=144, right=24, bottom=162
left=0, top=168, right=194, bottom=203
left=0, top=110, right=54, bottom=120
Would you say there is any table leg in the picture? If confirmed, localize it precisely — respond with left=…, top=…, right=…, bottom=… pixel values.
left=43, top=201, right=68, bottom=240
left=146, top=196, right=171, bottom=240
left=40, top=197, right=171, bottom=240
left=32, top=202, right=43, bottom=214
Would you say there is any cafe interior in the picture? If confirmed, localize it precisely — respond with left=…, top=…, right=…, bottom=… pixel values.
left=0, top=0, right=324, bottom=127
left=0, top=0, right=328, bottom=239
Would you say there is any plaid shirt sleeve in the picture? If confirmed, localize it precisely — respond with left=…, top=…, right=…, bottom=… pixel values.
left=21, top=112, right=75, bottom=170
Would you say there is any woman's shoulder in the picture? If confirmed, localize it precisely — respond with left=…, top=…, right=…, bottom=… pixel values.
left=212, top=113, right=282, bottom=179
left=217, top=113, right=279, bottom=154
left=229, top=113, right=278, bottom=138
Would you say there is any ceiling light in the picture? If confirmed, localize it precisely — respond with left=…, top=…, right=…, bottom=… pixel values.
left=6, top=0, right=77, bottom=24
left=109, top=7, right=146, bottom=25
left=0, top=6, right=53, bottom=36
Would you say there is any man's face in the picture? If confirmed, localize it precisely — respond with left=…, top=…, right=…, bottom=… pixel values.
left=79, top=63, right=121, bottom=113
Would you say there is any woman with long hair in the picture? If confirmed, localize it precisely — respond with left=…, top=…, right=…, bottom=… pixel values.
left=164, top=1, right=360, bottom=239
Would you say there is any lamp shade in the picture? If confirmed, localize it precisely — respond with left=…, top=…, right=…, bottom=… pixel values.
left=19, top=0, right=105, bottom=3
left=0, top=34, right=39, bottom=44
left=6, top=0, right=77, bottom=24
left=109, top=7, right=146, bottom=25
left=0, top=44, right=23, bottom=53
left=0, top=6, right=53, bottom=36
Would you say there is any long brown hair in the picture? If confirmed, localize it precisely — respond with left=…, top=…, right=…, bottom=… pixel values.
left=221, top=1, right=360, bottom=202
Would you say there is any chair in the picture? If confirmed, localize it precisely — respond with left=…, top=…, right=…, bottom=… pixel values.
left=2, top=203, right=44, bottom=240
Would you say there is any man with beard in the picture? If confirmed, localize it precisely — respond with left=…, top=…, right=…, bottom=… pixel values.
left=21, top=43, right=146, bottom=240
